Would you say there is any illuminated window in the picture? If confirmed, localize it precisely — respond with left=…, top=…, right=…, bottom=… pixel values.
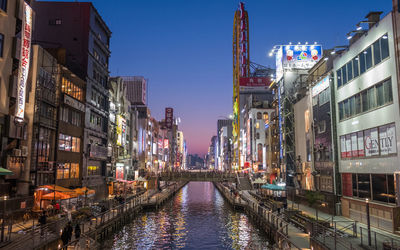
left=61, top=77, right=83, bottom=101
left=263, top=112, right=269, bottom=125
left=58, top=133, right=80, bottom=152
left=255, top=122, right=260, bottom=129
left=88, top=165, right=100, bottom=176
left=304, top=110, right=310, bottom=132
left=57, top=163, right=79, bottom=179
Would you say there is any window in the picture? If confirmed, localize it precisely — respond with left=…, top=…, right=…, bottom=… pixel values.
left=359, top=50, right=366, bottom=74
left=263, top=112, right=269, bottom=126
left=336, top=69, right=342, bottom=87
left=347, top=61, right=353, bottom=82
left=58, top=133, right=80, bottom=152
left=372, top=174, right=387, bottom=203
left=59, top=107, right=82, bottom=127
left=373, top=39, right=382, bottom=65
left=381, top=34, right=389, bottom=60
left=304, top=110, right=310, bottom=132
left=0, top=0, right=6, bottom=12
left=355, top=93, right=361, bottom=114
left=61, top=77, right=83, bottom=101
left=257, top=112, right=262, bottom=119
left=318, top=87, right=330, bottom=106
left=365, top=46, right=373, bottom=70
left=317, top=120, right=326, bottom=134
left=0, top=33, right=4, bottom=57
left=88, top=165, right=100, bottom=176
left=357, top=174, right=371, bottom=199
left=338, top=78, right=393, bottom=121
left=39, top=102, right=56, bottom=119
left=341, top=65, right=347, bottom=85
left=353, top=57, right=359, bottom=78
left=57, top=163, right=79, bottom=179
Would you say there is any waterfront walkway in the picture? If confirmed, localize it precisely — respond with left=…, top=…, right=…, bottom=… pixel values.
left=287, top=200, right=400, bottom=249
left=0, top=183, right=185, bottom=250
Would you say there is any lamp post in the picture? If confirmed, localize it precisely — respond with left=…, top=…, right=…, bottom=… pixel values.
left=1, top=196, right=7, bottom=242
left=366, top=198, right=371, bottom=246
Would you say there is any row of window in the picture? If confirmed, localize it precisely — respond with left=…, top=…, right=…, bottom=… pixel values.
left=337, top=34, right=389, bottom=88
left=61, top=77, right=84, bottom=102
left=38, top=102, right=56, bottom=120
left=59, top=106, right=82, bottom=127
left=340, top=123, right=397, bottom=159
left=342, top=173, right=395, bottom=204
left=58, top=133, right=81, bottom=152
left=91, top=90, right=106, bottom=108
left=39, top=68, right=56, bottom=89
left=93, top=68, right=107, bottom=87
left=90, top=112, right=103, bottom=127
left=312, top=87, right=330, bottom=106
left=338, top=78, right=393, bottom=121
left=57, top=163, right=79, bottom=179
left=88, top=165, right=101, bottom=176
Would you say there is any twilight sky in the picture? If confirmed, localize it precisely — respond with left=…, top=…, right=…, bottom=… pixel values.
left=88, top=0, right=391, bottom=156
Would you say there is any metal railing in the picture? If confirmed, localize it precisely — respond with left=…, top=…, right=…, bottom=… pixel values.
left=312, top=222, right=357, bottom=250
left=360, top=226, right=400, bottom=250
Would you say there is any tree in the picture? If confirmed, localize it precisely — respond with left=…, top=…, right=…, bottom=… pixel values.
left=304, top=190, right=324, bottom=221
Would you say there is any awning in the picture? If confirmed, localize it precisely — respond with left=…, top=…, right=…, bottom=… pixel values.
left=0, top=167, right=13, bottom=176
left=41, top=191, right=71, bottom=200
left=38, top=185, right=76, bottom=196
left=261, top=183, right=286, bottom=191
left=74, top=187, right=95, bottom=196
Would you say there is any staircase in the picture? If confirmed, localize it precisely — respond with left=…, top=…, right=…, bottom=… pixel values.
left=238, top=176, right=252, bottom=190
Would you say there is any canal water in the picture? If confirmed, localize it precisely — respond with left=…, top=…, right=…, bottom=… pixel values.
left=102, top=182, right=270, bottom=249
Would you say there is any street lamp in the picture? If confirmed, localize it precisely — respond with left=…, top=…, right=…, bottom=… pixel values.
left=366, top=198, right=371, bottom=246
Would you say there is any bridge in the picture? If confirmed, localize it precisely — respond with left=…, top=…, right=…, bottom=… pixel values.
left=155, top=171, right=237, bottom=182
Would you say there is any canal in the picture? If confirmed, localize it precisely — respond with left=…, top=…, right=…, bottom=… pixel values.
left=102, top=182, right=270, bottom=249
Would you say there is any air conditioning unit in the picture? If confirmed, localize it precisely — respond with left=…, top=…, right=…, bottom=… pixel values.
left=21, top=146, right=28, bottom=157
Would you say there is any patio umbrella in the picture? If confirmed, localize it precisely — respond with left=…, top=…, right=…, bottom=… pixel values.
left=74, top=187, right=95, bottom=196
left=41, top=191, right=71, bottom=200
left=0, top=167, right=13, bottom=176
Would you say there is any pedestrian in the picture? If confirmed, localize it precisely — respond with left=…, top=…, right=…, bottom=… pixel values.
left=61, top=226, right=69, bottom=248
left=74, top=223, right=81, bottom=240
left=38, top=211, right=47, bottom=237
left=66, top=221, right=73, bottom=243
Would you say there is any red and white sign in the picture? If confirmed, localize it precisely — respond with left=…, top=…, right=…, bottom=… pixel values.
left=239, top=77, right=272, bottom=87
left=165, top=107, right=173, bottom=129
left=15, top=2, right=33, bottom=121
left=163, top=139, right=169, bottom=149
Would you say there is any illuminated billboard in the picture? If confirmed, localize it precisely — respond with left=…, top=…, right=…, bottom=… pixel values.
left=15, top=2, right=33, bottom=121
left=275, top=44, right=322, bottom=81
left=116, top=115, right=126, bottom=146
left=165, top=107, right=173, bottom=129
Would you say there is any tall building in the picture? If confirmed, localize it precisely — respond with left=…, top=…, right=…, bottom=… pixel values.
left=33, top=1, right=112, bottom=199
left=123, top=76, right=147, bottom=106
left=0, top=0, right=34, bottom=212
left=334, top=12, right=399, bottom=232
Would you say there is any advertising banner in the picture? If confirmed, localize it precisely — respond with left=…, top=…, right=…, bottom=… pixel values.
left=116, top=115, right=126, bottom=146
left=357, top=131, right=365, bottom=157
left=282, top=44, right=322, bottom=70
left=239, top=77, right=272, bottom=91
left=345, top=135, right=351, bottom=158
left=340, top=136, right=346, bottom=158
left=312, top=76, right=329, bottom=97
left=351, top=133, right=358, bottom=157
left=15, top=2, right=33, bottom=121
left=380, top=123, right=397, bottom=155
left=165, top=107, right=173, bottom=129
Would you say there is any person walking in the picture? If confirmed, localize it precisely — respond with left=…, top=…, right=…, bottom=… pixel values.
left=38, top=211, right=47, bottom=237
left=66, top=221, right=73, bottom=244
left=74, top=223, right=81, bottom=240
left=61, top=226, right=69, bottom=248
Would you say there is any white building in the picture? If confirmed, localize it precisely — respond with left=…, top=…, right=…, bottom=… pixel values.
left=333, top=12, right=399, bottom=232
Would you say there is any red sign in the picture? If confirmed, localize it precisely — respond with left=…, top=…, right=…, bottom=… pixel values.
left=163, top=139, right=169, bottom=149
left=239, top=77, right=272, bottom=87
left=116, top=167, right=124, bottom=180
left=165, top=107, right=173, bottom=129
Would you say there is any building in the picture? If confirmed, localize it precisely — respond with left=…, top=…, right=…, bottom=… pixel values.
left=124, top=76, right=147, bottom=106
left=33, top=1, right=112, bottom=199
left=333, top=12, right=399, bottom=232
left=108, top=77, right=131, bottom=181
left=0, top=0, right=34, bottom=215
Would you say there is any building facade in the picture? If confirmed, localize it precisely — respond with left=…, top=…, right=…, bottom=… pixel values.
left=334, top=12, right=400, bottom=232
left=33, top=2, right=112, bottom=199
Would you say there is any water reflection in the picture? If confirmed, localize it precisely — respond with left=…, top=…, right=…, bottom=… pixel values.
left=104, top=182, right=269, bottom=249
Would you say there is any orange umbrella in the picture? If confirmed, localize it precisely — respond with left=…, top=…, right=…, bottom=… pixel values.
left=74, top=187, right=95, bottom=196
left=41, top=191, right=71, bottom=200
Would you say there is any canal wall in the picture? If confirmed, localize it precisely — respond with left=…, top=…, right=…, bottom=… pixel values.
left=31, top=181, right=188, bottom=249
left=214, top=182, right=309, bottom=250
